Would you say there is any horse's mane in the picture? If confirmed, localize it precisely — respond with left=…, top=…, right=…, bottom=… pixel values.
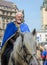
left=13, top=32, right=36, bottom=55
left=13, top=35, right=22, bottom=53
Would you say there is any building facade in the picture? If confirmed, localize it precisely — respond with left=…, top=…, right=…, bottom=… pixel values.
left=41, top=0, right=47, bottom=30
left=37, top=30, right=47, bottom=45
left=0, top=0, right=19, bottom=48
left=37, top=0, right=47, bottom=45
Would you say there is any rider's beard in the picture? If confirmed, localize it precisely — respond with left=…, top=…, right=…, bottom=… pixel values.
left=17, top=19, right=22, bottom=24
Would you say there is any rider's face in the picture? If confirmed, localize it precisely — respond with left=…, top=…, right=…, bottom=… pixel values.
left=16, top=14, right=23, bottom=24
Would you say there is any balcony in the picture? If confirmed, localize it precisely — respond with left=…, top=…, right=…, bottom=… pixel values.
left=0, top=11, right=3, bottom=15
left=11, top=13, right=16, bottom=17
left=0, top=7, right=16, bottom=13
left=0, top=14, right=15, bottom=18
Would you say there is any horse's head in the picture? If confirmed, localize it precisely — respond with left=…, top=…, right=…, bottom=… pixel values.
left=9, top=29, right=39, bottom=65
left=23, top=29, right=37, bottom=55
left=14, top=29, right=37, bottom=55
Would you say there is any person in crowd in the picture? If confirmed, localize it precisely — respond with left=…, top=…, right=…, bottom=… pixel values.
left=36, top=44, right=44, bottom=65
left=41, top=45, right=47, bottom=65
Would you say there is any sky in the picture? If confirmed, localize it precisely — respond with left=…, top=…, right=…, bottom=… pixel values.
left=6, top=0, right=43, bottom=31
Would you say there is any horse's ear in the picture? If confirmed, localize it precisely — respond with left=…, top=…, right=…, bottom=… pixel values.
left=32, top=29, right=36, bottom=35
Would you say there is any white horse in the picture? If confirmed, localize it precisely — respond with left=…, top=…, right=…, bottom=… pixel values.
left=8, top=29, right=40, bottom=65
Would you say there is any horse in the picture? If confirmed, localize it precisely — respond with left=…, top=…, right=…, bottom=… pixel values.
left=8, top=29, right=40, bottom=65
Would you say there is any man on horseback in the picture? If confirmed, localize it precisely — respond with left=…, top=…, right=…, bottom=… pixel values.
left=1, top=11, right=30, bottom=65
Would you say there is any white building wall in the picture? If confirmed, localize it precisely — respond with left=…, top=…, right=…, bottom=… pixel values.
left=37, top=31, right=47, bottom=44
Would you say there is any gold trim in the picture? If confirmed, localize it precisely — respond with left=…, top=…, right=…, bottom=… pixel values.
left=1, top=32, right=16, bottom=55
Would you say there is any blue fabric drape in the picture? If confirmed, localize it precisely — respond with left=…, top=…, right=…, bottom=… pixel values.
left=2, top=22, right=30, bottom=47
left=2, top=22, right=18, bottom=47
left=20, top=23, right=30, bottom=32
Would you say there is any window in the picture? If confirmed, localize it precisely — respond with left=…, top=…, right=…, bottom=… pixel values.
left=40, top=35, right=41, bottom=37
left=0, top=36, right=3, bottom=40
left=45, top=7, right=47, bottom=11
left=45, top=25, right=47, bottom=29
left=45, top=34, right=47, bottom=37
left=37, top=39, right=39, bottom=41
left=46, top=38, right=47, bottom=41
left=36, top=37, right=39, bottom=39
left=0, top=42, right=2, bottom=46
